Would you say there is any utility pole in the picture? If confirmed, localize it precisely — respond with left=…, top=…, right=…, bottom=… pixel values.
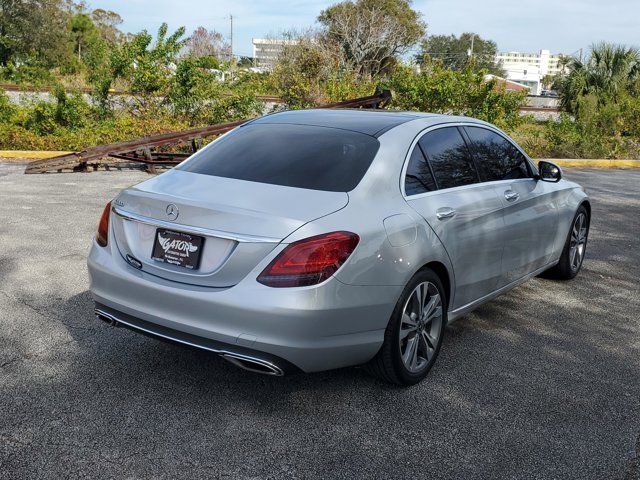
left=467, top=34, right=475, bottom=60
left=229, top=14, right=234, bottom=62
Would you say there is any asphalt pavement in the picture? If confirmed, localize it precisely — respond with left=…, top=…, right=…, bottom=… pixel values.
left=0, top=163, right=638, bottom=479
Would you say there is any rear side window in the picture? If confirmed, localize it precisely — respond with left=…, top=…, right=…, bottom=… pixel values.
left=404, top=145, right=437, bottom=195
left=418, top=127, right=479, bottom=190
left=465, top=126, right=531, bottom=181
left=179, top=124, right=380, bottom=192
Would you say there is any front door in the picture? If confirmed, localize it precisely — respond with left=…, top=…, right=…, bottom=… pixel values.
left=494, top=179, right=558, bottom=284
left=462, top=125, right=558, bottom=286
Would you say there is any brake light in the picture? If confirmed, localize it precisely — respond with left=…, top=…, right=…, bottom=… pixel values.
left=257, top=231, right=359, bottom=287
left=96, top=201, right=111, bottom=247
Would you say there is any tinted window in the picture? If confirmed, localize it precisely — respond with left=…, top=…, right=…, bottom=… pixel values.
left=419, top=127, right=479, bottom=189
left=179, top=124, right=380, bottom=192
left=404, top=145, right=437, bottom=195
left=465, top=127, right=530, bottom=181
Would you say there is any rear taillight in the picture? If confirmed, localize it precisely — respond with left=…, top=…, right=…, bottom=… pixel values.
left=257, top=231, right=359, bottom=288
left=96, top=201, right=111, bottom=247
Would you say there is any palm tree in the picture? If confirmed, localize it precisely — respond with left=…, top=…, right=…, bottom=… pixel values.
left=559, top=43, right=640, bottom=113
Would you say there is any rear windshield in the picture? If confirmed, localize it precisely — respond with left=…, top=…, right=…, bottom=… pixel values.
left=178, top=123, right=380, bottom=192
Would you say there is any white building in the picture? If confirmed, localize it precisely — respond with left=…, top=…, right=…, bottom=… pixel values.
left=251, top=38, right=297, bottom=71
left=496, top=49, right=566, bottom=95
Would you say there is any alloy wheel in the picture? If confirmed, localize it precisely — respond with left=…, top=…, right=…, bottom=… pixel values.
left=569, top=212, right=588, bottom=271
left=399, top=281, right=444, bottom=373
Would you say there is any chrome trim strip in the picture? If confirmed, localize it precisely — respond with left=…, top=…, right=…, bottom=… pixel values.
left=94, top=308, right=284, bottom=376
left=112, top=206, right=280, bottom=244
left=447, top=259, right=558, bottom=322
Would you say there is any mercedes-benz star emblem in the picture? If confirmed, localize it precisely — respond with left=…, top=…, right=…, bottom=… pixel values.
left=166, top=203, right=179, bottom=221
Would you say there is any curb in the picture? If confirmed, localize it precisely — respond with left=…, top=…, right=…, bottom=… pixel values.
left=539, top=159, right=640, bottom=169
left=0, top=151, right=71, bottom=159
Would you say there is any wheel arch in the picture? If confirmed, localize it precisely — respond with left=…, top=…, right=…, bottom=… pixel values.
left=580, top=199, right=591, bottom=220
left=417, top=261, right=452, bottom=310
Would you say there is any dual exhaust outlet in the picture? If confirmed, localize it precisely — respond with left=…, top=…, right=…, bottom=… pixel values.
left=95, top=311, right=284, bottom=376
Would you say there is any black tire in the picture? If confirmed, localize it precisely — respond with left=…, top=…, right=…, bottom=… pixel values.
left=548, top=205, right=589, bottom=280
left=365, top=268, right=447, bottom=386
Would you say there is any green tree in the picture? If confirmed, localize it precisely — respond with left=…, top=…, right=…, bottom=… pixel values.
left=270, top=31, right=375, bottom=108
left=70, top=13, right=101, bottom=61
left=184, top=26, right=230, bottom=62
left=318, top=0, right=425, bottom=77
left=90, top=23, right=188, bottom=114
left=418, top=32, right=504, bottom=76
left=558, top=42, right=640, bottom=113
left=0, top=0, right=72, bottom=66
left=90, top=8, right=124, bottom=45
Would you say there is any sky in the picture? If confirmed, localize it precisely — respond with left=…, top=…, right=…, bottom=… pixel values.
left=88, top=0, right=639, bottom=57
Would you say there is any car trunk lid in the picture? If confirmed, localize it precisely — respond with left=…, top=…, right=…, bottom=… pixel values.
left=110, top=169, right=348, bottom=287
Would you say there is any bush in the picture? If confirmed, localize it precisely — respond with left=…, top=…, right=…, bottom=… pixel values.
left=322, top=72, right=377, bottom=102
left=0, top=90, right=16, bottom=123
left=507, top=116, right=640, bottom=159
left=383, top=64, right=527, bottom=129
left=0, top=114, right=191, bottom=151
left=168, top=59, right=263, bottom=125
left=8, top=85, right=93, bottom=136
left=0, top=62, right=56, bottom=86
left=270, top=33, right=358, bottom=108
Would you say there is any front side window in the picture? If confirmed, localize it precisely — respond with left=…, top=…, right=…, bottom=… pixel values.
left=179, top=124, right=380, bottom=192
left=418, top=127, right=479, bottom=190
left=404, top=144, right=437, bottom=195
left=464, top=126, right=531, bottom=181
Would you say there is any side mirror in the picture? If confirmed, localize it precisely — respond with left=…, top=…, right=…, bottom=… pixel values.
left=537, top=160, right=562, bottom=183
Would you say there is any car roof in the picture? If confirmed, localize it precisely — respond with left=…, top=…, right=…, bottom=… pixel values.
left=250, top=109, right=489, bottom=137
left=251, top=109, right=427, bottom=137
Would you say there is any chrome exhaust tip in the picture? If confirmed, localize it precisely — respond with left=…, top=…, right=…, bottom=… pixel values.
left=95, top=311, right=118, bottom=327
left=221, top=353, right=284, bottom=376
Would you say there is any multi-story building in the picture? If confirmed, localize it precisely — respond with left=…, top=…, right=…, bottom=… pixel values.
left=251, top=38, right=297, bottom=71
left=496, top=49, right=566, bottom=95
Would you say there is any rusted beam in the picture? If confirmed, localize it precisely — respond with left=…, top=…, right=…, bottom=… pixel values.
left=319, top=90, right=392, bottom=109
left=24, top=91, right=392, bottom=174
left=24, top=120, right=246, bottom=174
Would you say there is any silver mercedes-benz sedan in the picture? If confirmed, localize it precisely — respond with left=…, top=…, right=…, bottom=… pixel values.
left=88, top=109, right=590, bottom=385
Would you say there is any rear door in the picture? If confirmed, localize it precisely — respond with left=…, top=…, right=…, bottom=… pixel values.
left=463, top=125, right=558, bottom=285
left=403, top=126, right=505, bottom=310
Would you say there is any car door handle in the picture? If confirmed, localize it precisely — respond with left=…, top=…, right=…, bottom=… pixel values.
left=504, top=190, right=520, bottom=201
left=436, top=207, right=456, bottom=220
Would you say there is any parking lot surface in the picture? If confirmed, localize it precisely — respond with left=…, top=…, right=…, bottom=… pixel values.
left=0, top=163, right=639, bottom=479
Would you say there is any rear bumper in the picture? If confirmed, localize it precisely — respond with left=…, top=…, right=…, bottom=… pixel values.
left=87, top=241, right=400, bottom=373
left=94, top=303, right=300, bottom=375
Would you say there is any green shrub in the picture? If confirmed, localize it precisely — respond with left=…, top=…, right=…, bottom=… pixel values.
left=382, top=64, right=527, bottom=129
left=0, top=114, right=191, bottom=151
left=169, top=59, right=263, bottom=125
left=506, top=121, right=552, bottom=158
left=507, top=116, right=640, bottom=160
left=0, top=62, right=56, bottom=86
left=322, top=72, right=377, bottom=103
left=0, top=91, right=16, bottom=123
